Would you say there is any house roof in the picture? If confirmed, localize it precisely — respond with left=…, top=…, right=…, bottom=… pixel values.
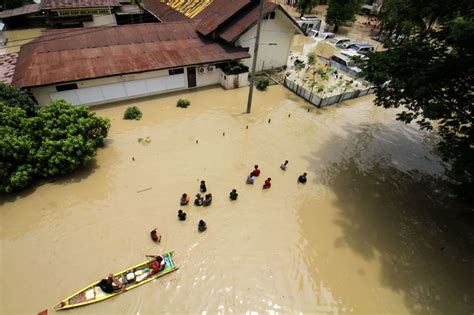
left=218, top=1, right=278, bottom=43
left=0, top=53, right=18, bottom=85
left=0, top=3, right=42, bottom=18
left=143, top=0, right=189, bottom=22
left=12, top=22, right=250, bottom=88
left=40, top=0, right=121, bottom=10
left=194, top=0, right=251, bottom=36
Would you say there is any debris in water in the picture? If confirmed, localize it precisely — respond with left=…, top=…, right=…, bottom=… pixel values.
left=223, top=132, right=225, bottom=136
left=246, top=125, right=248, bottom=129
left=268, top=119, right=271, bottom=123
left=196, top=140, right=199, bottom=144
left=288, top=114, right=291, bottom=117
left=137, top=187, right=152, bottom=193
left=132, top=157, right=135, bottom=161
left=137, top=137, right=152, bottom=145
left=307, top=108, right=310, bottom=112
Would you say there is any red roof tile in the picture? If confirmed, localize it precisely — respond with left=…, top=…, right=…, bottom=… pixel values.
left=41, top=0, right=121, bottom=10
left=0, top=3, right=42, bottom=18
left=0, top=53, right=18, bottom=84
left=12, top=22, right=250, bottom=88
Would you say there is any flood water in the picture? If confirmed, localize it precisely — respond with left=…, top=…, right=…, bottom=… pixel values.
left=1, top=85, right=473, bottom=314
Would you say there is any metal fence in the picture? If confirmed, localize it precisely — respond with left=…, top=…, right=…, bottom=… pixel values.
left=283, top=78, right=376, bottom=108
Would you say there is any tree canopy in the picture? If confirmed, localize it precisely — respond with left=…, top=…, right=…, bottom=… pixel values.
left=1, top=0, right=33, bottom=10
left=325, top=0, right=361, bottom=33
left=296, top=0, right=319, bottom=18
left=359, top=0, right=474, bottom=201
left=0, top=84, right=110, bottom=193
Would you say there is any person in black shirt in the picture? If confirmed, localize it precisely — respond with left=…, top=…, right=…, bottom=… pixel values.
left=229, top=189, right=238, bottom=200
left=178, top=209, right=187, bottom=221
left=298, top=173, right=307, bottom=184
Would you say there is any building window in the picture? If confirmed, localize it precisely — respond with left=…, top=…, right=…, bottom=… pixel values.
left=56, top=83, right=78, bottom=92
left=268, top=12, right=275, bottom=19
left=169, top=68, right=184, bottom=75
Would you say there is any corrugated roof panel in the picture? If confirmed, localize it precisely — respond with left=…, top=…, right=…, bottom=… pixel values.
left=13, top=22, right=250, bottom=88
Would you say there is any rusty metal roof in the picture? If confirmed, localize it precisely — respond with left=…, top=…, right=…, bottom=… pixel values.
left=195, top=0, right=250, bottom=36
left=143, top=0, right=189, bottom=22
left=0, top=53, right=18, bottom=84
left=41, top=0, right=121, bottom=10
left=218, top=1, right=278, bottom=43
left=0, top=3, right=42, bottom=18
left=13, top=22, right=250, bottom=88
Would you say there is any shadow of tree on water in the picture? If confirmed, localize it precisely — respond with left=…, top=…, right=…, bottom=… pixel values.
left=304, top=123, right=474, bottom=314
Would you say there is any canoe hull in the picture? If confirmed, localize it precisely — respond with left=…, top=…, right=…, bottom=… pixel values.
left=53, top=251, right=178, bottom=311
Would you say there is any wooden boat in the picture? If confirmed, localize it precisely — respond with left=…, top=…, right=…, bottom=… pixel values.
left=53, top=251, right=178, bottom=311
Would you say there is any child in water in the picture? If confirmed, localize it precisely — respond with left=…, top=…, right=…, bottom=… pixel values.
left=200, top=180, right=207, bottom=193
left=251, top=165, right=261, bottom=177
left=203, top=193, right=212, bottom=206
left=229, top=189, right=238, bottom=200
left=180, top=193, right=190, bottom=205
left=194, top=193, right=204, bottom=206
left=198, top=220, right=207, bottom=232
left=246, top=173, right=255, bottom=184
left=263, top=178, right=272, bottom=189
left=178, top=210, right=187, bottom=221
left=298, top=173, right=307, bottom=184
left=280, top=160, right=289, bottom=171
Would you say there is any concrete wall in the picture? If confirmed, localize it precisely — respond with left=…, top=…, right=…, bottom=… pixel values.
left=236, top=9, right=297, bottom=71
left=31, top=64, right=221, bottom=106
left=220, top=71, right=249, bottom=90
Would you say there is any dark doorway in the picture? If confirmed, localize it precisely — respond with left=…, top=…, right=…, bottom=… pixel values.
left=187, top=67, right=196, bottom=88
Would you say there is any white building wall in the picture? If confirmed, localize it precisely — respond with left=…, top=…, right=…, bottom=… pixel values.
left=235, top=10, right=297, bottom=71
left=31, top=65, right=221, bottom=106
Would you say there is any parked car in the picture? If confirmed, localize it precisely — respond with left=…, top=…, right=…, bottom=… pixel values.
left=330, top=52, right=365, bottom=77
left=347, top=43, right=375, bottom=55
left=339, top=40, right=356, bottom=49
left=327, top=37, right=351, bottom=47
left=297, top=16, right=322, bottom=35
left=308, top=31, right=336, bottom=40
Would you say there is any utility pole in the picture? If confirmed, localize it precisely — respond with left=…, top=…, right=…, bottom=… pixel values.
left=246, top=0, right=265, bottom=114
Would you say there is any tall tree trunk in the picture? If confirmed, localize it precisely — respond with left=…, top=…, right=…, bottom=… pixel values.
left=333, top=24, right=339, bottom=33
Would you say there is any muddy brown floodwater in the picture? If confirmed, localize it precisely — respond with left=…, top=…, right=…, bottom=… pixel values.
left=1, top=85, right=473, bottom=315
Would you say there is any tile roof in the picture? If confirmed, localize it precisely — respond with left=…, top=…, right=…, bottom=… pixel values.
left=40, top=0, right=121, bottom=10
left=0, top=3, right=42, bottom=18
left=12, top=22, right=250, bottom=88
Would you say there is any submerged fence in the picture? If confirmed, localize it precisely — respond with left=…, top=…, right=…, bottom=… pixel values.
left=284, top=78, right=376, bottom=108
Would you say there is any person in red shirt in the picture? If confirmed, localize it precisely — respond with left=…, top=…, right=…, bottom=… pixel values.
left=251, top=165, right=261, bottom=177
left=146, top=255, right=166, bottom=276
left=263, top=178, right=271, bottom=189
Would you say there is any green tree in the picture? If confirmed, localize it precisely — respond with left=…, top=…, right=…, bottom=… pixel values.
left=297, top=0, right=319, bottom=18
left=325, top=0, right=361, bottom=33
left=359, top=0, right=474, bottom=201
left=0, top=93, right=110, bottom=193
left=1, top=0, right=32, bottom=10
left=0, top=83, right=38, bottom=116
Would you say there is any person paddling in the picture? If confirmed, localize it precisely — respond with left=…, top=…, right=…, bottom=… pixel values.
left=251, top=165, right=261, bottom=177
left=263, top=178, right=271, bottom=189
left=198, top=220, right=207, bottom=232
left=180, top=193, right=190, bottom=205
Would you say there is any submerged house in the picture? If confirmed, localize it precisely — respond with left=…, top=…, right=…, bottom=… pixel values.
left=12, top=0, right=302, bottom=106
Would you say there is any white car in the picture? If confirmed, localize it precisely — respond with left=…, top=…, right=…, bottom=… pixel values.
left=327, top=37, right=351, bottom=47
left=308, top=31, right=336, bottom=40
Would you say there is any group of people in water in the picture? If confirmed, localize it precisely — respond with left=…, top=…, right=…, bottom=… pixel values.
left=99, top=161, right=308, bottom=294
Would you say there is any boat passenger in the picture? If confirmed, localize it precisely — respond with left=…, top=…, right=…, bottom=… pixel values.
left=178, top=210, right=187, bottom=221
left=203, top=193, right=212, bottom=207
left=198, top=220, right=207, bottom=232
left=98, top=274, right=123, bottom=294
left=200, top=180, right=207, bottom=193
left=251, top=165, right=261, bottom=177
left=246, top=173, right=255, bottom=185
left=146, top=255, right=166, bottom=276
left=298, top=173, right=307, bottom=184
left=280, top=160, right=289, bottom=171
left=194, top=193, right=204, bottom=206
left=263, top=178, right=272, bottom=189
left=229, top=189, right=238, bottom=200
left=180, top=193, right=190, bottom=206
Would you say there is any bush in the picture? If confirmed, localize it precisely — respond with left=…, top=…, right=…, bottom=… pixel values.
left=0, top=96, right=110, bottom=193
left=256, top=78, right=269, bottom=91
left=123, top=106, right=142, bottom=120
left=219, top=61, right=249, bottom=75
left=0, top=83, right=38, bottom=116
left=307, top=52, right=316, bottom=65
left=177, top=99, right=190, bottom=108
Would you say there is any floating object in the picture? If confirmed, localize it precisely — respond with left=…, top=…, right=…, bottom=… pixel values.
left=307, top=108, right=310, bottom=112
left=288, top=114, right=291, bottom=117
left=223, top=132, right=225, bottom=136
left=196, top=140, right=198, bottom=144
left=53, top=251, right=178, bottom=310
left=137, top=187, right=152, bottom=193
left=268, top=119, right=271, bottom=123
left=132, top=157, right=135, bottom=161
left=150, top=229, right=161, bottom=243
left=246, top=125, right=248, bottom=129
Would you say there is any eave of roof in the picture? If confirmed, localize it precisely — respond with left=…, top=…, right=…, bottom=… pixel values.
left=0, top=3, right=42, bottom=19
left=41, top=0, right=122, bottom=10
left=12, top=22, right=250, bottom=88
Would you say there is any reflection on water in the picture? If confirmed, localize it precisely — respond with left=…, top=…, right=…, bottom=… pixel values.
left=1, top=85, right=472, bottom=314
